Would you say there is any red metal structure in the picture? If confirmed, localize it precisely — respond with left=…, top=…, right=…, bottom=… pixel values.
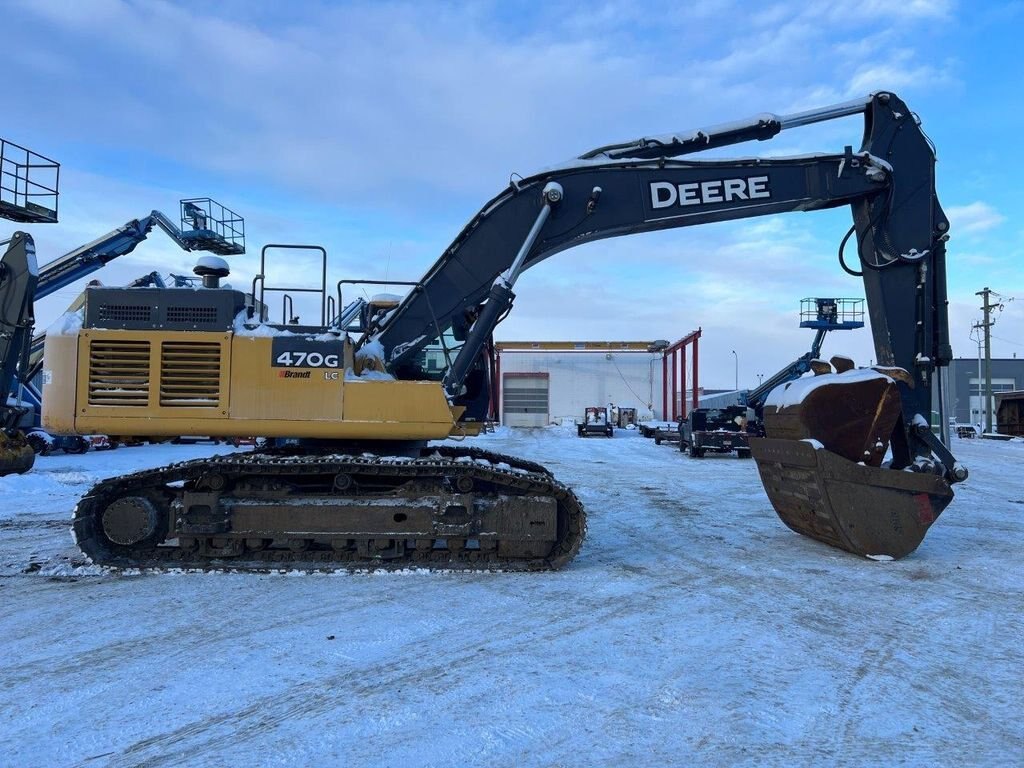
left=662, top=329, right=701, bottom=421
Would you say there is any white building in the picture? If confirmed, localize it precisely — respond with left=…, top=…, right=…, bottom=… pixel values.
left=496, top=342, right=675, bottom=427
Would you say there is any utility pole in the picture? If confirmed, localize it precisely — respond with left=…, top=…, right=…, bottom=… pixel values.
left=970, top=325, right=982, bottom=428
left=976, top=287, right=998, bottom=433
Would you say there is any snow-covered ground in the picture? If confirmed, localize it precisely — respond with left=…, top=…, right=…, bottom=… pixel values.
left=1, top=429, right=1021, bottom=767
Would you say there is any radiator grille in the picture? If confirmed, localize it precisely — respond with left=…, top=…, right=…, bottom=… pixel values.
left=160, top=341, right=221, bottom=407
left=166, top=306, right=219, bottom=324
left=88, top=340, right=151, bottom=406
left=97, top=304, right=153, bottom=323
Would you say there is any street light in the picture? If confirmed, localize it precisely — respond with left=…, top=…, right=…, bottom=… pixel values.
left=731, top=350, right=738, bottom=391
left=757, top=373, right=764, bottom=386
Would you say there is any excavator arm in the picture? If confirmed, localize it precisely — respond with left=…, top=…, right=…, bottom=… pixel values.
left=376, top=91, right=960, bottom=559
left=42, top=93, right=960, bottom=564
left=380, top=94, right=948, bottom=389
left=379, top=92, right=947, bottom=435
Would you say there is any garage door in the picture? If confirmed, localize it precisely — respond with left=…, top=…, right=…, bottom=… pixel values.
left=502, top=374, right=549, bottom=427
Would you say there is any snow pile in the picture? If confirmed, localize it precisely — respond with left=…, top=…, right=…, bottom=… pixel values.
left=232, top=310, right=294, bottom=338
left=195, top=255, right=229, bottom=274
left=355, top=339, right=385, bottom=362
left=765, top=368, right=892, bottom=410
left=350, top=338, right=394, bottom=380
left=344, top=368, right=396, bottom=382
left=45, top=308, right=84, bottom=337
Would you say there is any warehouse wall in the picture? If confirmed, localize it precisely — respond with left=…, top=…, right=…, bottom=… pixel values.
left=941, top=357, right=1024, bottom=429
left=500, top=351, right=664, bottom=424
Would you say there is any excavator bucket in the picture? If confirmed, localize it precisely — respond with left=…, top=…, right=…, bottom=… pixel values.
left=752, top=366, right=954, bottom=559
left=752, top=438, right=953, bottom=559
left=0, top=430, right=35, bottom=476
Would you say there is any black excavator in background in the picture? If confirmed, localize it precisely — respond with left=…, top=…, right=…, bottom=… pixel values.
left=50, top=91, right=965, bottom=569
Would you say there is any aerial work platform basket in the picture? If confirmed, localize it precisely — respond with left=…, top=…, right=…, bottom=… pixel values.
left=178, top=197, right=245, bottom=255
left=799, top=297, right=865, bottom=330
left=0, top=138, right=59, bottom=224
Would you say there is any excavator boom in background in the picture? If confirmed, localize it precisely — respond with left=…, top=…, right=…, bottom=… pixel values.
left=38, top=91, right=964, bottom=569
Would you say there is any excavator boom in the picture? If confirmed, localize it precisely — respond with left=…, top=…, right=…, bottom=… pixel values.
left=371, top=90, right=960, bottom=559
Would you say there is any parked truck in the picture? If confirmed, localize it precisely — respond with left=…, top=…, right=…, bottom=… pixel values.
left=679, top=406, right=752, bottom=458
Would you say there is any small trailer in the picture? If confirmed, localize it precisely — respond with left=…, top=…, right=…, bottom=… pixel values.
left=614, top=407, right=638, bottom=429
left=996, top=391, right=1024, bottom=437
left=654, top=423, right=682, bottom=446
left=638, top=420, right=673, bottom=438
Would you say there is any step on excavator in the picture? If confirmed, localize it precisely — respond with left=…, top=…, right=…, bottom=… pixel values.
left=39, top=91, right=965, bottom=570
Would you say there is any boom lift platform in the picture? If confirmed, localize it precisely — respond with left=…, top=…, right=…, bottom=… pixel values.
left=0, top=138, right=58, bottom=223
left=37, top=198, right=243, bottom=297
left=743, top=297, right=865, bottom=412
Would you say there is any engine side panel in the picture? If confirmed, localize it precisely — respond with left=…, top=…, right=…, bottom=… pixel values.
left=43, top=327, right=458, bottom=440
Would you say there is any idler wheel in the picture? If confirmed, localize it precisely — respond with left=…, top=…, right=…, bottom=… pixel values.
left=102, top=496, right=160, bottom=546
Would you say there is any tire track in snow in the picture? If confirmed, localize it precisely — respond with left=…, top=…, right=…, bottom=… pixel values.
left=1, top=581, right=400, bottom=689
left=103, top=594, right=642, bottom=767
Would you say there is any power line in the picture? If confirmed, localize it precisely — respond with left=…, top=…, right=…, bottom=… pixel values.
left=991, top=334, right=1024, bottom=347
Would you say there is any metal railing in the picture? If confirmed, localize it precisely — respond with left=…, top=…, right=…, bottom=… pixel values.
left=799, top=297, right=865, bottom=329
left=179, top=197, right=245, bottom=254
left=0, top=138, right=59, bottom=223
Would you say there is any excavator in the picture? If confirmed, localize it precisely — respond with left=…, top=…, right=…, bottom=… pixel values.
left=39, top=91, right=965, bottom=570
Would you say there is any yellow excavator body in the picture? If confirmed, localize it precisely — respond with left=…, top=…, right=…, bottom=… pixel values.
left=43, top=328, right=461, bottom=442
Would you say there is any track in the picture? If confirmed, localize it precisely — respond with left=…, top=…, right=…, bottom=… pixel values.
left=72, top=445, right=586, bottom=572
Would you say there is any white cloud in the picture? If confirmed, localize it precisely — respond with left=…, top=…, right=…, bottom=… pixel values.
left=7, top=0, right=961, bottom=212
left=947, top=202, right=1006, bottom=235
left=846, top=50, right=955, bottom=97
left=5, top=0, right=989, bottom=386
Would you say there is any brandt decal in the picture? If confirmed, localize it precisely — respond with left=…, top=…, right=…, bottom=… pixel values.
left=648, top=176, right=771, bottom=211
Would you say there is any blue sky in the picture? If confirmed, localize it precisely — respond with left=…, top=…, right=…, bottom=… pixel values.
left=5, top=0, right=1022, bottom=388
